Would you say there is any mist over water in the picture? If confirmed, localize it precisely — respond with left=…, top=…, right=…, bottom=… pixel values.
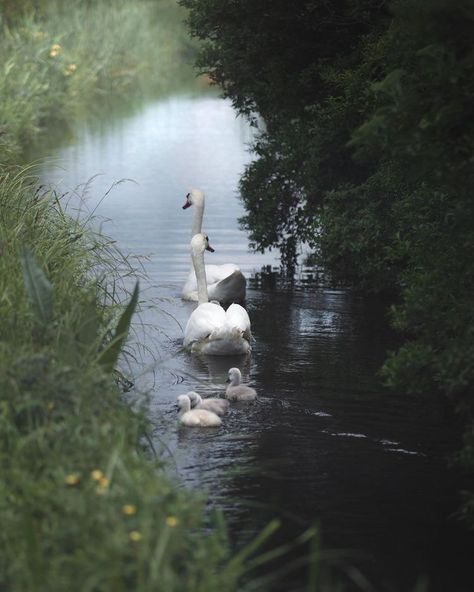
left=31, top=88, right=473, bottom=591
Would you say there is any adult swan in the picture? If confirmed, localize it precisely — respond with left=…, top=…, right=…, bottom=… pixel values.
left=183, top=233, right=251, bottom=356
left=182, top=189, right=246, bottom=304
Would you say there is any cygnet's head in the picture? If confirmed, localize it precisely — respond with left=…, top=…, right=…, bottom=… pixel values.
left=186, top=391, right=202, bottom=406
left=227, top=367, right=242, bottom=385
left=190, top=233, right=215, bottom=254
left=182, top=188, right=204, bottom=210
left=176, top=394, right=191, bottom=412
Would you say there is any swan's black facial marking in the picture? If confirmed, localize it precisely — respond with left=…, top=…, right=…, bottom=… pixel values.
left=205, top=235, right=215, bottom=252
left=182, top=192, right=192, bottom=209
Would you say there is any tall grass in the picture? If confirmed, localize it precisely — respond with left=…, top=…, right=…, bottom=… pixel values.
left=0, top=0, right=195, bottom=161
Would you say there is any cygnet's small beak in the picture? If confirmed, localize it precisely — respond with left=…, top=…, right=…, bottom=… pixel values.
left=182, top=200, right=191, bottom=209
left=206, top=243, right=215, bottom=253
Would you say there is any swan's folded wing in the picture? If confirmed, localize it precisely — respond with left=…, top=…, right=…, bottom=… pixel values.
left=225, top=303, right=251, bottom=337
left=208, top=269, right=246, bottom=303
left=182, top=264, right=243, bottom=302
left=205, top=264, right=240, bottom=284
left=183, top=302, right=227, bottom=346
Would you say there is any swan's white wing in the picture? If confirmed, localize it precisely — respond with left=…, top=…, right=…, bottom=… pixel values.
left=225, top=303, right=251, bottom=336
left=205, top=264, right=240, bottom=284
left=183, top=302, right=226, bottom=346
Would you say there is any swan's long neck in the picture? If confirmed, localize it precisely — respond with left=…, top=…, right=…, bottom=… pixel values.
left=191, top=245, right=209, bottom=305
left=191, top=200, right=204, bottom=237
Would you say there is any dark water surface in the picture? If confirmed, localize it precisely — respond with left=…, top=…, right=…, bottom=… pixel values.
left=32, top=89, right=473, bottom=591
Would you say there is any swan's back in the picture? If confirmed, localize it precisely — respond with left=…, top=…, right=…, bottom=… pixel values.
left=184, top=302, right=251, bottom=355
left=179, top=408, right=222, bottom=427
left=225, top=384, right=257, bottom=401
left=196, top=397, right=230, bottom=416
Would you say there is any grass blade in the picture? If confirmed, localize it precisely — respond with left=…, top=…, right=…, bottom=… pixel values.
left=97, top=281, right=139, bottom=372
left=20, top=247, right=54, bottom=325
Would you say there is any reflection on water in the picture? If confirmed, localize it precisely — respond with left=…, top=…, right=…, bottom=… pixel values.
left=32, top=90, right=473, bottom=592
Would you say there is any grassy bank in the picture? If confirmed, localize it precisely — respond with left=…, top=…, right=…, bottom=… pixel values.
left=0, top=166, right=266, bottom=590
left=0, top=0, right=195, bottom=162
left=0, top=3, right=272, bottom=589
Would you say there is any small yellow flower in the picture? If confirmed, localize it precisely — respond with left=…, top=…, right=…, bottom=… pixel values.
left=65, top=473, right=80, bottom=486
left=122, top=504, right=136, bottom=516
left=165, top=515, right=178, bottom=528
left=49, top=49, right=59, bottom=58
left=90, top=469, right=104, bottom=482
left=67, top=63, right=77, bottom=72
left=98, top=476, right=109, bottom=488
left=129, top=530, right=142, bottom=542
left=51, top=43, right=61, bottom=51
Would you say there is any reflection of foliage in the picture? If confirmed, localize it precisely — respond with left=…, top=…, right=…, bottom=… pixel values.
left=181, top=0, right=474, bottom=515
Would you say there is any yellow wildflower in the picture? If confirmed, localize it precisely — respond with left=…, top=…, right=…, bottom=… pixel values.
left=129, top=530, right=142, bottom=542
left=98, top=476, right=109, bottom=488
left=65, top=473, right=80, bottom=486
left=67, top=63, right=77, bottom=72
left=122, top=504, right=136, bottom=516
left=51, top=43, right=61, bottom=51
left=49, top=49, right=59, bottom=58
left=165, top=515, right=178, bottom=527
left=90, top=469, right=104, bottom=482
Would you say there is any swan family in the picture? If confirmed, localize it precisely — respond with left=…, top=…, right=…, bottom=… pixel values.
left=177, top=188, right=257, bottom=427
left=177, top=368, right=257, bottom=427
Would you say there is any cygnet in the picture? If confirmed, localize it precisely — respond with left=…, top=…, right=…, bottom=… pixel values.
left=225, top=367, right=257, bottom=401
left=176, top=394, right=222, bottom=427
left=187, top=391, right=230, bottom=416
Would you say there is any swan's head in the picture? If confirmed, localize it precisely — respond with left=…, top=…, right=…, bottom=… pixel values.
left=176, top=394, right=191, bottom=412
left=227, top=367, right=242, bottom=385
left=183, top=188, right=204, bottom=210
left=190, top=233, right=215, bottom=254
left=186, top=391, right=202, bottom=407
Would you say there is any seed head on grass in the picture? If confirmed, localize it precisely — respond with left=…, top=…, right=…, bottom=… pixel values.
left=129, top=531, right=142, bottom=542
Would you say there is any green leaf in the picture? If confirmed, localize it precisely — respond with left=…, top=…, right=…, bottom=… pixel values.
left=20, top=247, right=54, bottom=325
left=97, top=281, right=139, bottom=372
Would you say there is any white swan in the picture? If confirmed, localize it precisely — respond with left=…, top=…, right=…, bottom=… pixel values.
left=183, top=234, right=252, bottom=356
left=177, top=394, right=222, bottom=427
left=225, top=367, right=257, bottom=401
left=182, top=189, right=246, bottom=303
left=187, top=391, right=230, bottom=416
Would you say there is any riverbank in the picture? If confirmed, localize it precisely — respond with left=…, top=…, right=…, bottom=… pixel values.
left=0, top=2, right=282, bottom=589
